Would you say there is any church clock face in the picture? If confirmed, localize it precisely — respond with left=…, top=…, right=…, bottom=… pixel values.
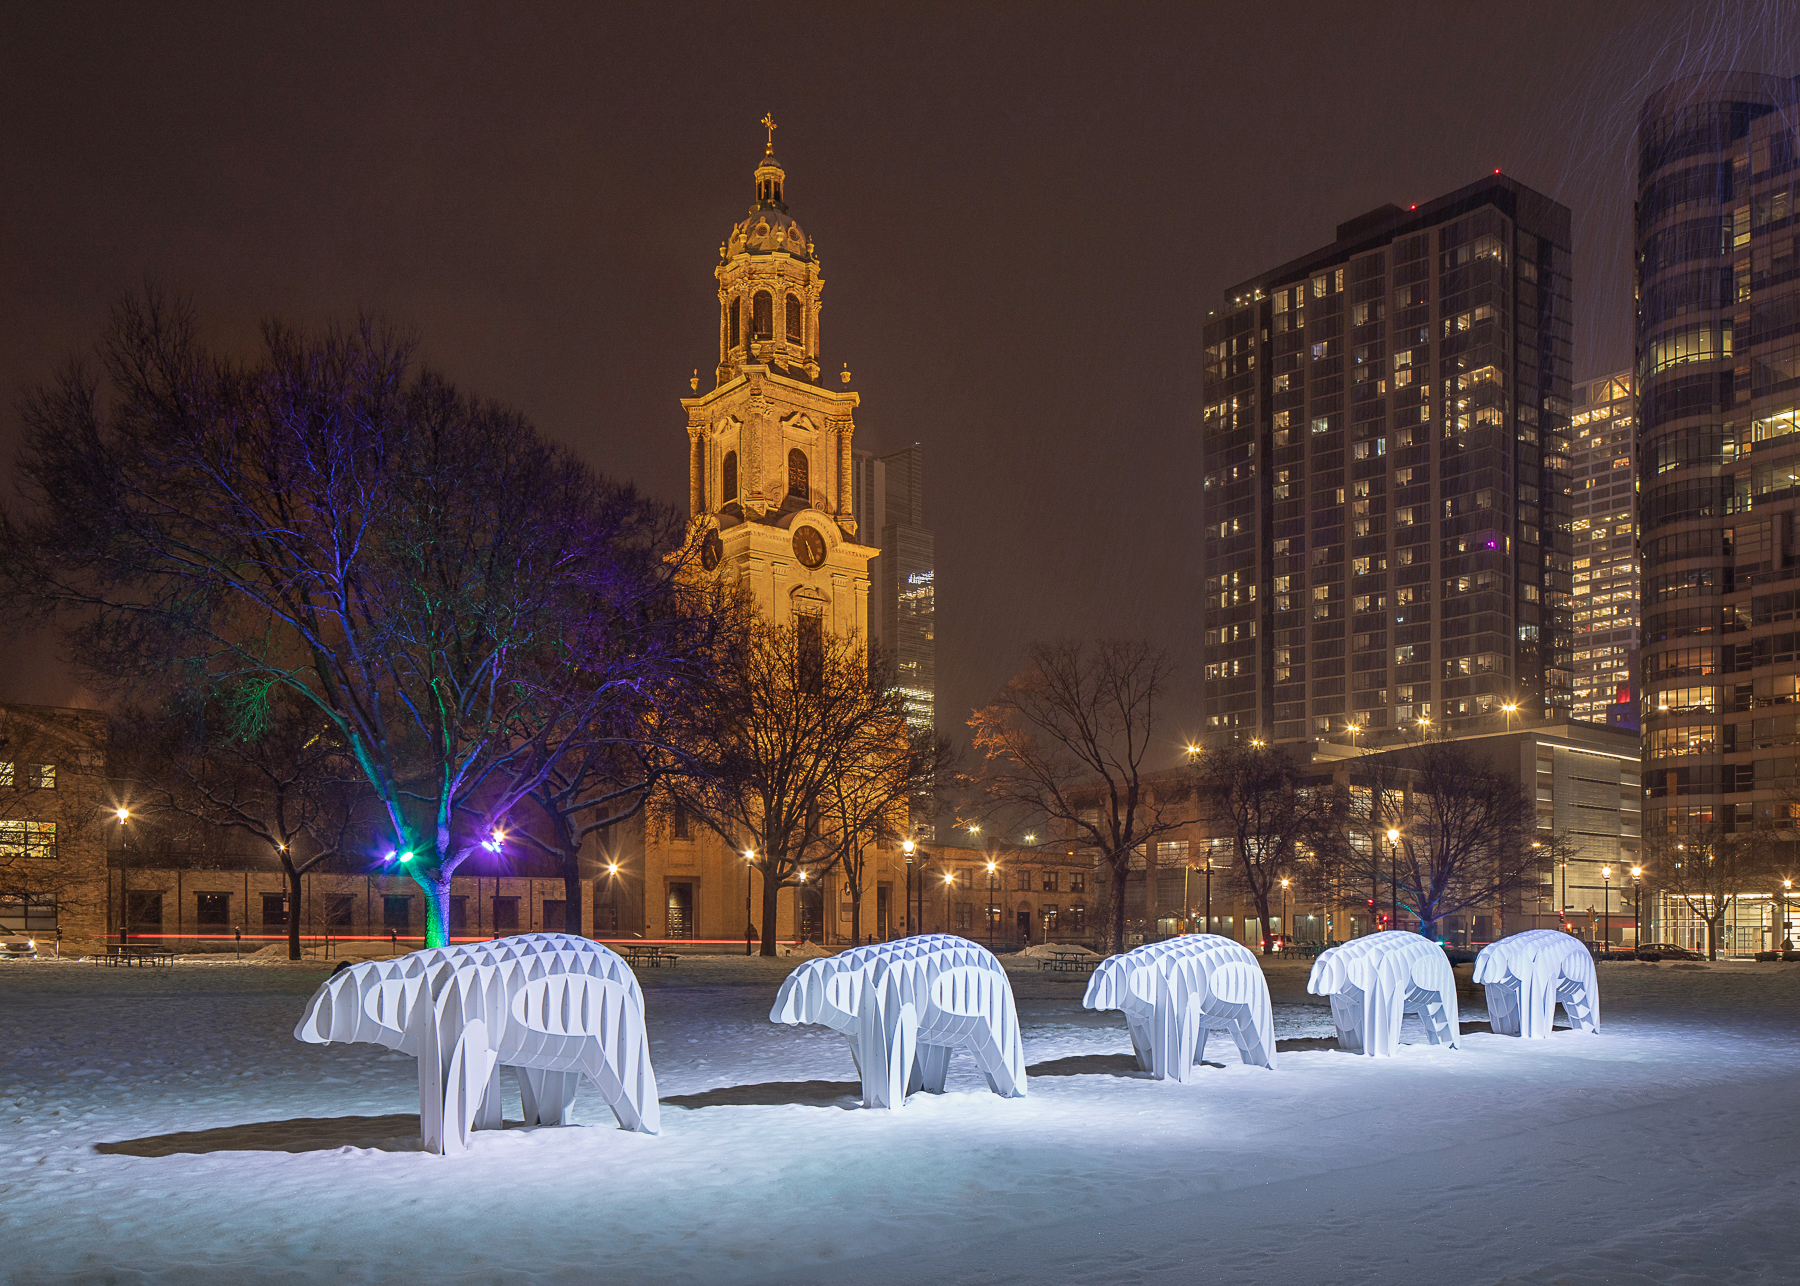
left=701, top=530, right=723, bottom=571
left=792, top=525, right=826, bottom=568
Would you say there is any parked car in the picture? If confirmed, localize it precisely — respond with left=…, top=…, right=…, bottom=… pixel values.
left=1636, top=942, right=1705, bottom=961
left=0, top=928, right=38, bottom=959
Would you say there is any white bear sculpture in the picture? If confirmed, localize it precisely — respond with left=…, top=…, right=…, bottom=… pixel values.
left=1473, top=929, right=1599, bottom=1038
left=1306, top=931, right=1459, bottom=1056
left=769, top=934, right=1026, bottom=1109
left=294, top=933, right=660, bottom=1154
left=1082, top=935, right=1276, bottom=1079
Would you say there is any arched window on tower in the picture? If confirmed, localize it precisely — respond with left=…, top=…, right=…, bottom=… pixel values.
left=797, top=614, right=823, bottom=694
left=752, top=292, right=772, bottom=340
left=722, top=451, right=738, bottom=503
left=729, top=298, right=740, bottom=349
left=785, top=294, right=802, bottom=345
left=787, top=448, right=809, bottom=501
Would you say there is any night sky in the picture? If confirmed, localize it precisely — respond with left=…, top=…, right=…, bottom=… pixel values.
left=4, top=1, right=1796, bottom=756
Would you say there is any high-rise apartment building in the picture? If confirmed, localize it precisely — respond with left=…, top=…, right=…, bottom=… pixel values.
left=1637, top=73, right=1800, bottom=842
left=1201, top=175, right=1575, bottom=748
left=852, top=443, right=935, bottom=732
left=1570, top=371, right=1640, bottom=727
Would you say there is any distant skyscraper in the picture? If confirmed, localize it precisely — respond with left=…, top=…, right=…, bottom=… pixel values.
left=1200, top=175, right=1575, bottom=747
left=853, top=443, right=935, bottom=731
left=1637, top=73, right=1800, bottom=841
left=1569, top=371, right=1640, bottom=727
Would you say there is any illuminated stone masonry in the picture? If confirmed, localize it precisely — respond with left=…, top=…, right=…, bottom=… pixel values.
left=1473, top=928, right=1600, bottom=1038
left=769, top=934, right=1027, bottom=1109
left=1082, top=934, right=1276, bottom=1079
left=1307, top=930, right=1460, bottom=1056
left=294, top=933, right=660, bottom=1154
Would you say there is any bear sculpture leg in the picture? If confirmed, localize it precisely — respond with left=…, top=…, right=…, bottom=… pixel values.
left=518, top=1067, right=583, bottom=1126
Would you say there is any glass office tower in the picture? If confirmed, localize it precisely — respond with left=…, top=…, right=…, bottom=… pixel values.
left=851, top=443, right=935, bottom=733
left=1570, top=371, right=1640, bottom=727
left=1201, top=175, right=1575, bottom=748
left=1637, top=73, right=1800, bottom=838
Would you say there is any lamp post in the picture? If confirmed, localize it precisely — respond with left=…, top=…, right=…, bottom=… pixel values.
left=943, top=870, right=955, bottom=936
left=986, top=860, right=998, bottom=951
left=1782, top=877, right=1793, bottom=951
left=1632, top=865, right=1643, bottom=950
left=1204, top=858, right=1213, bottom=935
left=1502, top=701, right=1519, bottom=734
left=1279, top=877, right=1290, bottom=951
left=1601, top=866, right=1612, bottom=953
left=902, top=839, right=916, bottom=937
left=1386, top=827, right=1401, bottom=933
left=1346, top=723, right=1361, bottom=753
left=743, top=850, right=755, bottom=956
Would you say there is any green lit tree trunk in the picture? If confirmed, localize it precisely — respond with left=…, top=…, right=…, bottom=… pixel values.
left=412, top=866, right=453, bottom=950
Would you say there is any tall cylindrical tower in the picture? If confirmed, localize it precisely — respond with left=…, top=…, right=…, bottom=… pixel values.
left=1636, top=73, right=1799, bottom=844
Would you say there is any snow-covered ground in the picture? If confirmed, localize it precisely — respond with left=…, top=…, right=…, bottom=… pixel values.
left=2, top=951, right=1796, bottom=1285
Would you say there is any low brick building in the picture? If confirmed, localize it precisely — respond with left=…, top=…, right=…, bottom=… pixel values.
left=0, top=704, right=111, bottom=953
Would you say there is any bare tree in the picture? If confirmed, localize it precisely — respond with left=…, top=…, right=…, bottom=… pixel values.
left=112, top=687, right=362, bottom=959
left=2, top=294, right=698, bottom=946
left=1197, top=741, right=1345, bottom=953
left=825, top=721, right=958, bottom=945
left=1327, top=741, right=1538, bottom=940
left=969, top=641, right=1192, bottom=955
left=520, top=739, right=659, bottom=934
left=666, top=619, right=905, bottom=956
left=1643, top=825, right=1779, bottom=960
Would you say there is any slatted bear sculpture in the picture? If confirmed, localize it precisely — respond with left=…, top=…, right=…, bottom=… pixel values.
left=769, top=935, right=1027, bottom=1109
left=1473, top=929, right=1600, bottom=1038
left=1307, top=931, right=1460, bottom=1057
left=1082, top=934, right=1276, bottom=1080
left=294, top=933, right=660, bottom=1155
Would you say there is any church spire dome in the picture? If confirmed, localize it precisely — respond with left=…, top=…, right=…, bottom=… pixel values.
left=714, top=114, right=821, bottom=385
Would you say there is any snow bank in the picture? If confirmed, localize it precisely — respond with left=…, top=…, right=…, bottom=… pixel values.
left=1019, top=941, right=1099, bottom=959
left=777, top=939, right=835, bottom=959
left=1, top=956, right=1796, bottom=1285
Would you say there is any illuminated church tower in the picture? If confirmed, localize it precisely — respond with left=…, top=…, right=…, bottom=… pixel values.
left=679, top=115, right=876, bottom=642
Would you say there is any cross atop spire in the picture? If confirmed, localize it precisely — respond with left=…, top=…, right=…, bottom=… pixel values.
left=760, top=112, right=778, bottom=155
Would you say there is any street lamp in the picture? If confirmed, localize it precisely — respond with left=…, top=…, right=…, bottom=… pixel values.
left=1346, top=723, right=1361, bottom=752
left=1204, top=857, right=1214, bottom=934
left=743, top=849, right=756, bottom=956
left=1601, top=866, right=1612, bottom=953
left=986, top=859, right=998, bottom=950
left=902, top=839, right=916, bottom=937
left=943, top=869, right=955, bottom=936
left=1279, top=877, right=1290, bottom=951
left=1502, top=702, right=1519, bottom=733
left=1385, top=827, right=1402, bottom=933
left=1783, top=877, right=1794, bottom=951
left=1632, top=865, right=1643, bottom=950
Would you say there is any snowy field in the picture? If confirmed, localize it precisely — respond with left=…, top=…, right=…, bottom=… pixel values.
left=2, top=951, right=1797, bottom=1285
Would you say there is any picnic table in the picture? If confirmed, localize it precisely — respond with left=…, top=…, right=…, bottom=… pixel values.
left=103, top=944, right=177, bottom=967
left=1037, top=951, right=1099, bottom=975
left=620, top=944, right=680, bottom=969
